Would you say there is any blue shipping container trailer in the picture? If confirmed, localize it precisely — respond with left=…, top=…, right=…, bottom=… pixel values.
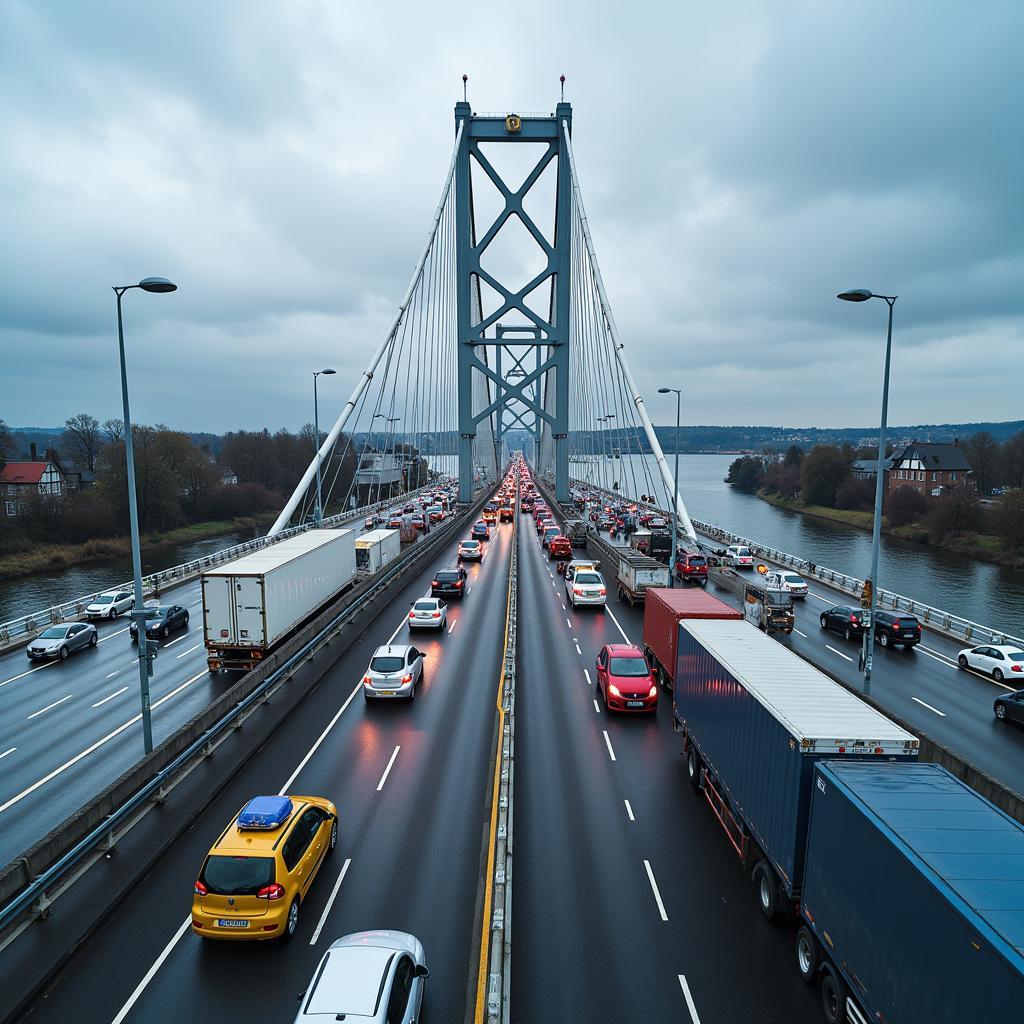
left=801, top=762, right=1024, bottom=1024
left=673, top=618, right=919, bottom=920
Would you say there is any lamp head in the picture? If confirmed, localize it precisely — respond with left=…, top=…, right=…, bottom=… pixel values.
left=837, top=289, right=873, bottom=302
left=317, top=368, right=337, bottom=375
left=138, top=277, right=177, bottom=293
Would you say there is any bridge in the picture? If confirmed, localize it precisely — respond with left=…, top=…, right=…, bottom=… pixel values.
left=0, top=99, right=1021, bottom=1024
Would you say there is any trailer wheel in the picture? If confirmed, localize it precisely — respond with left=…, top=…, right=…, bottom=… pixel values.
left=818, top=965, right=847, bottom=1024
left=795, top=926, right=819, bottom=984
left=686, top=748, right=702, bottom=791
left=752, top=860, right=782, bottom=922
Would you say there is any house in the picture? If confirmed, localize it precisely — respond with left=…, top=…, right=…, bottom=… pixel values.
left=886, top=440, right=973, bottom=498
left=852, top=456, right=894, bottom=480
left=220, top=465, right=239, bottom=486
left=0, top=454, right=68, bottom=517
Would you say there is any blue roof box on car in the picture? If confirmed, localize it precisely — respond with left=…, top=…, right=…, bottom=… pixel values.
left=238, top=795, right=294, bottom=830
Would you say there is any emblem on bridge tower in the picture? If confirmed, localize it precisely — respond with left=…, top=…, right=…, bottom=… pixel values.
left=504, top=113, right=522, bottom=133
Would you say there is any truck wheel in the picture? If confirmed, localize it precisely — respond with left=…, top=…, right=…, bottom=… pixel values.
left=658, top=664, right=670, bottom=690
left=686, top=748, right=702, bottom=790
left=818, top=966, right=847, bottom=1024
left=617, top=586, right=624, bottom=601
left=752, top=860, right=782, bottom=922
left=795, top=926, right=819, bottom=984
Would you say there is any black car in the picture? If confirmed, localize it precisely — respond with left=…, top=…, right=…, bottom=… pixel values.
left=819, top=606, right=865, bottom=641
left=994, top=689, right=1024, bottom=726
left=873, top=610, right=921, bottom=649
left=432, top=566, right=468, bottom=598
left=130, top=604, right=190, bottom=642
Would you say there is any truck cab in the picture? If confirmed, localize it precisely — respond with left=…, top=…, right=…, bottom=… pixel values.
left=743, top=577, right=794, bottom=634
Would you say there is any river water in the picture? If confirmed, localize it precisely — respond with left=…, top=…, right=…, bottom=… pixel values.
left=573, top=453, right=1024, bottom=636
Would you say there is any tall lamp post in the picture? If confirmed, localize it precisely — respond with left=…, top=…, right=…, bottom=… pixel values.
left=658, top=387, right=682, bottom=586
left=312, top=368, right=336, bottom=525
left=114, top=276, right=177, bottom=755
left=837, top=288, right=898, bottom=694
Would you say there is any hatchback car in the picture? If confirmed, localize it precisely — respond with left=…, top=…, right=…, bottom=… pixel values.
left=542, top=527, right=561, bottom=549
left=363, top=645, right=425, bottom=702
left=566, top=569, right=607, bottom=608
left=458, top=539, right=482, bottom=561
left=596, top=644, right=657, bottom=712
left=432, top=566, right=467, bottom=597
left=726, top=545, right=755, bottom=569
left=26, top=622, right=98, bottom=660
left=129, top=604, right=189, bottom=642
left=191, top=794, right=338, bottom=941
left=994, top=689, right=1024, bottom=725
left=819, top=605, right=866, bottom=641
left=957, top=644, right=1024, bottom=682
left=549, top=536, right=573, bottom=560
left=408, top=598, right=446, bottom=631
left=471, top=521, right=490, bottom=541
left=874, top=611, right=921, bottom=649
left=85, top=589, right=135, bottom=620
left=674, top=553, right=708, bottom=586
left=294, top=931, right=427, bottom=1024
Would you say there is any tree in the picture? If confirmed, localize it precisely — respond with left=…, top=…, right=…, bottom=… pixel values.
left=62, top=412, right=103, bottom=471
left=102, top=418, right=125, bottom=444
left=835, top=476, right=875, bottom=511
left=926, top=485, right=982, bottom=540
left=962, top=431, right=1000, bottom=494
left=725, top=456, right=765, bottom=493
left=0, top=418, right=14, bottom=466
left=886, top=485, right=928, bottom=527
left=800, top=445, right=852, bottom=507
left=180, top=446, right=219, bottom=518
left=990, top=491, right=1024, bottom=552
left=999, top=431, right=1024, bottom=491
left=783, top=444, right=803, bottom=468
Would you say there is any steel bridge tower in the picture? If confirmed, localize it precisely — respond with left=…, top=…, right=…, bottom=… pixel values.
left=454, top=101, right=573, bottom=503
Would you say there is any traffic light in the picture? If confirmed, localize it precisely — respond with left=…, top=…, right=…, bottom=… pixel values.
left=860, top=578, right=873, bottom=610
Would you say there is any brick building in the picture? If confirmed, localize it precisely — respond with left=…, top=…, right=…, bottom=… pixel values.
left=886, top=441, right=973, bottom=498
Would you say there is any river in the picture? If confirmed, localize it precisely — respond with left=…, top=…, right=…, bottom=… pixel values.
left=572, top=453, right=1024, bottom=636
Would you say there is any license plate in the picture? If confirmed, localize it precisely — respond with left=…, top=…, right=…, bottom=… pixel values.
left=217, top=919, right=250, bottom=928
left=378, top=690, right=396, bottom=696
left=627, top=700, right=644, bottom=708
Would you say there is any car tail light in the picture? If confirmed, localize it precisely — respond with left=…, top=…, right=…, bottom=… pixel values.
left=649, top=685, right=658, bottom=698
left=402, top=673, right=413, bottom=684
left=194, top=880, right=208, bottom=896
left=257, top=883, right=286, bottom=900
left=1013, top=665, right=1023, bottom=673
left=455, top=579, right=463, bottom=587
left=363, top=675, right=372, bottom=685
left=432, top=612, right=441, bottom=619
left=850, top=614, right=858, bottom=623
left=409, top=611, right=416, bottom=618
left=432, top=580, right=439, bottom=587
left=574, top=588, right=583, bottom=596
left=599, top=587, right=606, bottom=596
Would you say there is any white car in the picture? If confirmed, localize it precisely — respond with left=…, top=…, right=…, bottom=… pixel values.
left=85, top=589, right=135, bottom=619
left=566, top=569, right=607, bottom=608
left=957, top=645, right=1024, bottom=683
left=458, top=539, right=483, bottom=561
left=773, top=571, right=808, bottom=599
left=408, top=597, right=447, bottom=631
left=726, top=544, right=755, bottom=569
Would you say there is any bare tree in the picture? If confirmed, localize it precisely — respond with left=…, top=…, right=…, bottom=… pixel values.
left=102, top=418, right=125, bottom=444
left=63, top=412, right=103, bottom=471
left=0, top=418, right=15, bottom=463
left=962, top=431, right=1000, bottom=495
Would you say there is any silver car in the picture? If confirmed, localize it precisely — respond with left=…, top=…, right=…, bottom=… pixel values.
left=84, top=589, right=135, bottom=619
left=408, top=597, right=447, bottom=631
left=27, top=622, right=98, bottom=660
left=294, top=930, right=427, bottom=1024
left=363, top=645, right=425, bottom=702
left=566, top=569, right=607, bottom=608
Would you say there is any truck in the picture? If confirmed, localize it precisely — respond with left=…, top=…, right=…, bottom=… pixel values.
left=563, top=518, right=593, bottom=548
left=642, top=587, right=741, bottom=689
left=202, top=529, right=357, bottom=672
left=673, top=618, right=919, bottom=920
left=798, top=761, right=1024, bottom=1024
left=354, top=528, right=400, bottom=576
left=614, top=550, right=670, bottom=605
left=708, top=564, right=794, bottom=634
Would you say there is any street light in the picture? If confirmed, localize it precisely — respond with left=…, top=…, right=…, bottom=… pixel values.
left=837, top=287, right=898, bottom=693
left=658, top=387, right=682, bottom=587
left=113, top=276, right=177, bottom=756
left=312, top=368, right=336, bottom=525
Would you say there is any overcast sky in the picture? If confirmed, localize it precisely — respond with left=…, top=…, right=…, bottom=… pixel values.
left=2, top=0, right=1021, bottom=434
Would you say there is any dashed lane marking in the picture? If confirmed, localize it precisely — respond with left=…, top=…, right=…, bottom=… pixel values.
left=583, top=669, right=592, bottom=686
left=644, top=860, right=668, bottom=921
left=376, top=745, right=401, bottom=792
left=678, top=975, right=703, bottom=1024
left=912, top=696, right=947, bottom=717
left=602, top=729, right=616, bottom=761
left=574, top=644, right=582, bottom=655
left=825, top=644, right=854, bottom=663
left=27, top=694, right=73, bottom=720
left=309, top=857, right=351, bottom=945
left=792, top=628, right=807, bottom=638
left=624, top=799, right=634, bottom=821
left=593, top=699, right=601, bottom=714
left=91, top=686, right=128, bottom=708
left=0, top=748, right=15, bottom=761
left=175, top=643, right=203, bottom=660
left=97, top=626, right=131, bottom=643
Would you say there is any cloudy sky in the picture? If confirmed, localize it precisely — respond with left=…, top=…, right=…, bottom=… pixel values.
left=2, top=0, right=1021, bottom=434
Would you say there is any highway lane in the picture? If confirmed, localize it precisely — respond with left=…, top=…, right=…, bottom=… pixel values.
left=512, top=513, right=820, bottom=1023
left=19, top=514, right=512, bottom=1024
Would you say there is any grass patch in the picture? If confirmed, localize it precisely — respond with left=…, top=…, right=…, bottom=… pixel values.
left=757, top=491, right=878, bottom=531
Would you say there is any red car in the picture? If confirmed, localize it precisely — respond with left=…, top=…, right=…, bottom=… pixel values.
left=674, top=552, right=709, bottom=586
left=595, top=644, right=658, bottom=712
left=548, top=536, right=572, bottom=560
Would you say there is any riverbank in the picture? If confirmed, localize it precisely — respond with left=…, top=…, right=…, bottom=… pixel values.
left=756, top=491, right=1024, bottom=570
left=0, top=513, right=278, bottom=582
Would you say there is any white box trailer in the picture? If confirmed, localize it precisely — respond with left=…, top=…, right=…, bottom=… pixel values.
left=202, top=529, right=356, bottom=672
left=355, top=528, right=401, bottom=575
left=615, top=551, right=670, bottom=605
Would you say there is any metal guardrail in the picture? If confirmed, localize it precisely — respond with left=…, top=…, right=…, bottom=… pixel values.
left=0, top=485, right=442, bottom=647
left=0, top=494, right=479, bottom=936
left=568, top=478, right=1023, bottom=649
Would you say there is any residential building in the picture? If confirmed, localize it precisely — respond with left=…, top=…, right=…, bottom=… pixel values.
left=0, top=456, right=68, bottom=517
left=220, top=465, right=239, bottom=486
left=886, top=440, right=974, bottom=497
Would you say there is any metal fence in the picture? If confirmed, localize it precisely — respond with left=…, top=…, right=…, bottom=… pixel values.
left=568, top=478, right=1023, bottom=650
left=0, top=485, right=442, bottom=647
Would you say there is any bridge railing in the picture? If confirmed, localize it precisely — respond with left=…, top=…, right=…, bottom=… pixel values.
left=0, top=484, right=442, bottom=649
left=567, top=478, right=1024, bottom=650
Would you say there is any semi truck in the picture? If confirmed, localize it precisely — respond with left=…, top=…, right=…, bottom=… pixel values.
left=799, top=761, right=1024, bottom=1023
left=354, top=528, right=400, bottom=576
left=614, top=550, right=670, bottom=605
left=673, top=618, right=919, bottom=920
left=642, top=587, right=741, bottom=689
left=202, top=529, right=357, bottom=672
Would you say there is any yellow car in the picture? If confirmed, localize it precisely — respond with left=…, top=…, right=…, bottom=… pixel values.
left=191, top=794, right=338, bottom=941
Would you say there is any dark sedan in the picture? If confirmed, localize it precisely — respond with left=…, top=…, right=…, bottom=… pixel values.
left=432, top=566, right=468, bottom=597
left=819, top=606, right=866, bottom=641
left=130, top=604, right=190, bottom=642
left=994, top=689, right=1024, bottom=726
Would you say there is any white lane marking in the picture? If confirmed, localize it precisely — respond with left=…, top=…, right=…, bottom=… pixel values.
left=376, top=745, right=401, bottom=792
left=97, top=626, right=131, bottom=643
left=606, top=605, right=631, bottom=644
left=566, top=618, right=572, bottom=628
left=163, top=633, right=189, bottom=648
left=0, top=670, right=206, bottom=816
left=448, top=620, right=457, bottom=635
left=919, top=643, right=956, bottom=663
left=574, top=644, right=582, bottom=655
left=91, top=686, right=129, bottom=708
left=624, top=799, right=635, bottom=822
left=27, top=694, right=73, bottom=719
left=678, top=975, right=703, bottom=1024
left=551, top=580, right=556, bottom=587
left=175, top=643, right=203, bottom=660
left=593, top=699, right=601, bottom=714
left=310, top=857, right=351, bottom=945
left=0, top=747, right=16, bottom=760
left=111, top=917, right=192, bottom=1024
left=644, top=859, right=668, bottom=921
left=560, top=600, right=566, bottom=609
left=467, top=586, right=472, bottom=593
left=916, top=646, right=958, bottom=669
left=106, top=669, right=121, bottom=679
left=583, top=669, right=592, bottom=686
left=386, top=616, right=407, bottom=645
left=792, top=628, right=807, bottom=638
left=825, top=645, right=854, bottom=663
left=912, top=696, right=947, bottom=717
left=0, top=661, right=54, bottom=689
left=808, top=592, right=830, bottom=604
left=602, top=729, right=616, bottom=761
